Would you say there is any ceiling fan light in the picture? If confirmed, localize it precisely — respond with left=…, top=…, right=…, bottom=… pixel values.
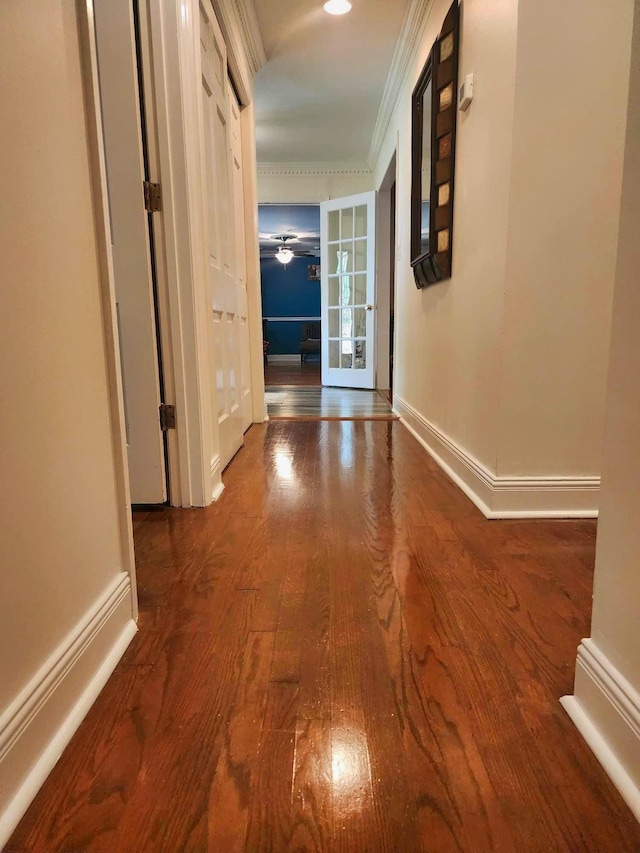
left=323, top=0, right=352, bottom=15
left=276, top=247, right=294, bottom=265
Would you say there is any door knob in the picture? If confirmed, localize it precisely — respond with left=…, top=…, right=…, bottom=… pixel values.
left=365, top=304, right=373, bottom=311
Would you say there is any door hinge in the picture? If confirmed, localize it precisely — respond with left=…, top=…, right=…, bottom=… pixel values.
left=159, top=403, right=176, bottom=431
left=143, top=181, right=162, bottom=212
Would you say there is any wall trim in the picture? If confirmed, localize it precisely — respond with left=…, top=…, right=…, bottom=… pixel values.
left=393, top=394, right=600, bottom=518
left=264, top=316, right=321, bottom=323
left=267, top=354, right=301, bottom=364
left=230, top=0, right=266, bottom=76
left=561, top=639, right=640, bottom=823
left=0, top=574, right=137, bottom=847
left=211, top=454, right=225, bottom=501
left=79, top=0, right=139, bottom=606
left=368, top=0, right=436, bottom=172
left=257, top=161, right=374, bottom=178
left=211, top=0, right=266, bottom=104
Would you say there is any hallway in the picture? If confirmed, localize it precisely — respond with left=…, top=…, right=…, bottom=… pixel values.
left=9, top=421, right=640, bottom=851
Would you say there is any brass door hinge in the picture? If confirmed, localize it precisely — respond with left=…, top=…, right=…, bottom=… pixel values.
left=143, top=181, right=162, bottom=212
left=159, top=403, right=176, bottom=431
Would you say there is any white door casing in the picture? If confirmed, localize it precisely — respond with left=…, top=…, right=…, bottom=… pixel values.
left=94, top=0, right=167, bottom=503
left=199, top=0, right=245, bottom=470
left=321, top=191, right=377, bottom=390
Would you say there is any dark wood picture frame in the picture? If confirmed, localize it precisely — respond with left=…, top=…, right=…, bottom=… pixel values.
left=411, top=1, right=460, bottom=288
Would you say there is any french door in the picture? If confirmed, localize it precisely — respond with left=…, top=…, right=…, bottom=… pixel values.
left=320, top=192, right=377, bottom=389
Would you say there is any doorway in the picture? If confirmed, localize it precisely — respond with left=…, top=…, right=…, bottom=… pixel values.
left=377, top=150, right=397, bottom=403
left=259, top=204, right=323, bottom=388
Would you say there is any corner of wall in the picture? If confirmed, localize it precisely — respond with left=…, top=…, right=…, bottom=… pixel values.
left=394, top=395, right=599, bottom=518
left=561, top=639, right=640, bottom=824
left=0, top=576, right=137, bottom=847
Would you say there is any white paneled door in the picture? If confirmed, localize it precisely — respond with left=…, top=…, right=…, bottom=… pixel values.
left=320, top=192, right=377, bottom=389
left=199, top=0, right=248, bottom=469
left=229, top=88, right=253, bottom=434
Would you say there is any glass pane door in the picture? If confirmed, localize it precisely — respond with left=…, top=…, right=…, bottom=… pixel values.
left=321, top=193, right=376, bottom=389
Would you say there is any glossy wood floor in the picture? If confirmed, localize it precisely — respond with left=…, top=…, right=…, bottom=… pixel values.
left=9, top=422, right=640, bottom=852
left=265, top=387, right=395, bottom=420
left=264, top=360, right=321, bottom=386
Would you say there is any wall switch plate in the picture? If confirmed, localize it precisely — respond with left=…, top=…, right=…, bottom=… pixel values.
left=459, top=73, right=474, bottom=111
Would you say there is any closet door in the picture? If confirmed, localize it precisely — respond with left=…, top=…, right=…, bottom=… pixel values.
left=199, top=0, right=244, bottom=469
left=229, top=86, right=252, bottom=433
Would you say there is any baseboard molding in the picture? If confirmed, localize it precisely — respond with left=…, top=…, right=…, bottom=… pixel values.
left=211, top=455, right=225, bottom=502
left=0, top=573, right=136, bottom=847
left=267, top=354, right=301, bottom=364
left=393, top=395, right=600, bottom=519
left=561, top=639, right=640, bottom=822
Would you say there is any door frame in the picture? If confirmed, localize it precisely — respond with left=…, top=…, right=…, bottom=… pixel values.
left=375, top=149, right=398, bottom=395
left=77, top=0, right=138, bottom=614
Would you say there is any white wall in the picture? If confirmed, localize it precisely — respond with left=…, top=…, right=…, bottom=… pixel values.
left=563, top=1, right=640, bottom=820
left=0, top=2, right=136, bottom=843
left=498, top=0, right=633, bottom=477
left=257, top=166, right=374, bottom=203
left=377, top=0, right=519, bottom=479
left=379, top=0, right=633, bottom=517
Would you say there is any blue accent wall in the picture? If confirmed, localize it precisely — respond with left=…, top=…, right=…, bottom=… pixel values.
left=261, top=256, right=321, bottom=356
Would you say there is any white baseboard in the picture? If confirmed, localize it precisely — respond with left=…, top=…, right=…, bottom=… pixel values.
left=393, top=395, right=600, bottom=519
left=211, top=454, right=225, bottom=502
left=561, top=639, right=640, bottom=822
left=267, top=354, right=300, bottom=364
left=0, top=574, right=137, bottom=848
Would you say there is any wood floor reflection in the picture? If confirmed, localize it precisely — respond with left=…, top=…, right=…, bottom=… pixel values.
left=265, top=386, right=395, bottom=420
left=9, top=421, right=640, bottom=852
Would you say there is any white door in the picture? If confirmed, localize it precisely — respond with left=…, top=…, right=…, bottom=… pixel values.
left=199, top=1, right=245, bottom=469
left=94, top=0, right=167, bottom=503
left=229, top=87, right=253, bottom=434
left=321, top=192, right=377, bottom=389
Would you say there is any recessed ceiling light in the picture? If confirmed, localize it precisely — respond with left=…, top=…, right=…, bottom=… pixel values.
left=324, top=0, right=352, bottom=15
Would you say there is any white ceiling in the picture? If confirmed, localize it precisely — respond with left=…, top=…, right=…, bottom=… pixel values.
left=253, top=0, right=411, bottom=166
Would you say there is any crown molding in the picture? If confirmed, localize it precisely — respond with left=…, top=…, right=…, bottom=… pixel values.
left=257, top=161, right=374, bottom=177
left=368, top=0, right=436, bottom=173
left=211, top=0, right=266, bottom=104
left=231, top=0, right=266, bottom=75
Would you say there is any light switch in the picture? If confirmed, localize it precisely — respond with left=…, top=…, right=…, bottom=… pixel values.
left=459, top=73, right=474, bottom=111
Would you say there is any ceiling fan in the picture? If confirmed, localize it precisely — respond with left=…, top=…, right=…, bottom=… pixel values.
left=262, top=233, right=320, bottom=266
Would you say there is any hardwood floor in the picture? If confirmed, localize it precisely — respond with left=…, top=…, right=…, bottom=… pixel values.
left=264, top=360, right=321, bottom=386
left=265, top=386, right=395, bottom=419
left=8, top=421, right=640, bottom=852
